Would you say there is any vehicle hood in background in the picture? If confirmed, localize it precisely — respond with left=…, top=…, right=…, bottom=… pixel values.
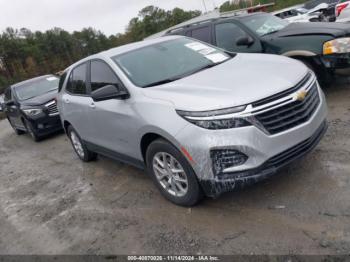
left=142, top=53, right=308, bottom=111
left=20, top=90, right=58, bottom=106
left=270, top=22, right=350, bottom=38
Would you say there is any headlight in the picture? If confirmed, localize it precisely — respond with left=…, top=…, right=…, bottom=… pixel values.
left=176, top=106, right=251, bottom=130
left=323, top=38, right=350, bottom=55
left=22, top=108, right=43, bottom=116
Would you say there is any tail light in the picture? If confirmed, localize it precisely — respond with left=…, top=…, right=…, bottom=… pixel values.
left=336, top=3, right=349, bottom=17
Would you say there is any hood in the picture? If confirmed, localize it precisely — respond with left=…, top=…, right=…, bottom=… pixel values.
left=20, top=89, right=58, bottom=106
left=141, top=53, right=308, bottom=111
left=271, top=22, right=350, bottom=38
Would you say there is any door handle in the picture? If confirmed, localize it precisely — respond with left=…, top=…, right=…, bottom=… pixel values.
left=90, top=102, right=96, bottom=109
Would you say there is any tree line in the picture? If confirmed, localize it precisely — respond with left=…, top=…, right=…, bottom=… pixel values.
left=0, top=6, right=201, bottom=93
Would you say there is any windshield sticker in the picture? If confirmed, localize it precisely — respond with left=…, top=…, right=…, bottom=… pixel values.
left=205, top=53, right=228, bottom=63
left=198, top=47, right=216, bottom=56
left=185, top=42, right=210, bottom=51
left=46, top=77, right=57, bottom=81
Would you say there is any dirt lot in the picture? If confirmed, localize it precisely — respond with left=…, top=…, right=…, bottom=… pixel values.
left=0, top=81, right=349, bottom=255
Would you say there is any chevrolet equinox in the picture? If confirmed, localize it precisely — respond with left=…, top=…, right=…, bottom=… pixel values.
left=57, top=36, right=328, bottom=206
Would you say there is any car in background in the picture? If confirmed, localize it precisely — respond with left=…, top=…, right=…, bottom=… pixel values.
left=273, top=4, right=327, bottom=23
left=2, top=75, right=62, bottom=141
left=164, top=12, right=350, bottom=86
left=336, top=0, right=350, bottom=22
left=304, top=0, right=339, bottom=21
left=58, top=36, right=327, bottom=206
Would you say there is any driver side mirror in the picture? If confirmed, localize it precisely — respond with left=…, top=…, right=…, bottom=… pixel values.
left=91, top=84, right=129, bottom=102
left=236, top=36, right=255, bottom=47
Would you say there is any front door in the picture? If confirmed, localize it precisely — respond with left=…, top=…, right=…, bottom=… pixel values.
left=86, top=59, right=138, bottom=158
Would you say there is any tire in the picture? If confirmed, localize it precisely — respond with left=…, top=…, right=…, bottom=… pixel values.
left=67, top=125, right=97, bottom=162
left=24, top=119, right=41, bottom=142
left=146, top=138, right=203, bottom=206
left=298, top=58, right=333, bottom=88
left=7, top=117, right=25, bottom=135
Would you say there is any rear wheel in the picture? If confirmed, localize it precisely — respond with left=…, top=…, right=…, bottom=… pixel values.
left=67, top=125, right=97, bottom=162
left=146, top=138, right=203, bottom=206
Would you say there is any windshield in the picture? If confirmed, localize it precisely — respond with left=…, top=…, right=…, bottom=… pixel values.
left=240, top=14, right=289, bottom=36
left=15, top=76, right=59, bottom=101
left=112, top=38, right=232, bottom=88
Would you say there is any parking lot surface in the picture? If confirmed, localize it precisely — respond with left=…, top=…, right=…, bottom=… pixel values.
left=0, top=82, right=349, bottom=255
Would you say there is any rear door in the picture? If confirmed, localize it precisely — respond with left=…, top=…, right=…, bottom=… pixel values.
left=213, top=21, right=262, bottom=53
left=61, top=62, right=93, bottom=141
left=4, top=87, right=23, bottom=128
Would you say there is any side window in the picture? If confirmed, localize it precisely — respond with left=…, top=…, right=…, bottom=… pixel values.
left=4, top=88, right=11, bottom=102
left=66, top=63, right=87, bottom=95
left=58, top=71, right=68, bottom=92
left=90, top=60, right=120, bottom=92
left=215, top=23, right=249, bottom=52
left=191, top=26, right=211, bottom=43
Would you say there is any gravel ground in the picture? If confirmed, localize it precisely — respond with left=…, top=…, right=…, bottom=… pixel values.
left=0, top=81, right=349, bottom=255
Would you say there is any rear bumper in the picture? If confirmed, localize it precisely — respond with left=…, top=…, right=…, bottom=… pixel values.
left=200, top=120, right=328, bottom=197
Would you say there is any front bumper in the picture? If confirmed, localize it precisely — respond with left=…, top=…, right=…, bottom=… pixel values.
left=320, top=53, right=350, bottom=72
left=26, top=114, right=63, bottom=136
left=200, top=120, right=327, bottom=197
left=175, top=85, right=328, bottom=197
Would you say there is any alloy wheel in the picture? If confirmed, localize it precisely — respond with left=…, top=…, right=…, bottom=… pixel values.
left=70, top=131, right=85, bottom=158
left=152, top=152, right=189, bottom=197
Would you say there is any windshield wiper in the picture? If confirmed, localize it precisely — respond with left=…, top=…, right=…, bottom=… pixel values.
left=143, top=77, right=182, bottom=88
left=143, top=61, right=229, bottom=88
left=262, top=30, right=280, bottom=36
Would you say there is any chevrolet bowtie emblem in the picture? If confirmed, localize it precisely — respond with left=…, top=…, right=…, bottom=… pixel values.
left=295, top=90, right=308, bottom=101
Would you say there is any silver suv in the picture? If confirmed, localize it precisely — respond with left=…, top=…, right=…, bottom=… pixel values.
left=57, top=36, right=327, bottom=206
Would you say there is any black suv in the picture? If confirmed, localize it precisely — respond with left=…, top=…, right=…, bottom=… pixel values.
left=2, top=75, right=62, bottom=141
left=165, top=12, right=350, bottom=85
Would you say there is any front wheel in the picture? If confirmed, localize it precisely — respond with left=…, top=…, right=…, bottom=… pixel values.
left=24, top=120, right=41, bottom=142
left=146, top=139, right=203, bottom=206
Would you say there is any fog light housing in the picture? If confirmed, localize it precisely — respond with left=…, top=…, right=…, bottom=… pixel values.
left=210, top=149, right=248, bottom=176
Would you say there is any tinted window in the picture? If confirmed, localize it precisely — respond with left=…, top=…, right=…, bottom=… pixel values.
left=4, top=88, right=11, bottom=101
left=191, top=26, right=211, bottom=43
left=91, top=61, right=120, bottom=92
left=215, top=23, right=248, bottom=52
left=66, top=63, right=87, bottom=95
left=58, top=71, right=68, bottom=92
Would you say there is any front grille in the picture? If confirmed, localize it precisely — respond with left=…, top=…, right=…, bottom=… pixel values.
left=45, top=100, right=59, bottom=116
left=254, top=82, right=320, bottom=135
left=252, top=72, right=312, bottom=108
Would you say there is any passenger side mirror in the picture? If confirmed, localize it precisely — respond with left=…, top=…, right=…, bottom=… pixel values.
left=236, top=36, right=254, bottom=47
left=91, top=84, right=129, bottom=102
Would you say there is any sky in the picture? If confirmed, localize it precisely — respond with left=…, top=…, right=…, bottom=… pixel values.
left=0, top=0, right=229, bottom=36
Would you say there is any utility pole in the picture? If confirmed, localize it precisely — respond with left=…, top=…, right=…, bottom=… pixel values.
left=202, top=0, right=208, bottom=13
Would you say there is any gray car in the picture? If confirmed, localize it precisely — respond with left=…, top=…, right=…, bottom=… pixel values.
left=57, top=36, right=328, bottom=206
